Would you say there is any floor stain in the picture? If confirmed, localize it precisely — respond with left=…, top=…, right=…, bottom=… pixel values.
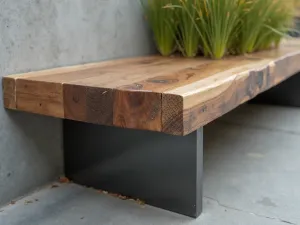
left=257, top=197, right=277, bottom=207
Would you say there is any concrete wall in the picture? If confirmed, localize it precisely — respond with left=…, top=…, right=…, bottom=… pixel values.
left=0, top=0, right=154, bottom=206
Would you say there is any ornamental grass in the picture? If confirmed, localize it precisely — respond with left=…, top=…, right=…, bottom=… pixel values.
left=143, top=0, right=296, bottom=59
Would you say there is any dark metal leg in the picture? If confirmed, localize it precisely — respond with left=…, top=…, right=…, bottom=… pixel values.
left=251, top=72, right=300, bottom=107
left=63, top=120, right=203, bottom=218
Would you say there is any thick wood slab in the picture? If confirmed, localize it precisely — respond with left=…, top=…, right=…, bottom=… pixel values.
left=3, top=40, right=300, bottom=135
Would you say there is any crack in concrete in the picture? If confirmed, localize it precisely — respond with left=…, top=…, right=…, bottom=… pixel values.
left=204, top=196, right=297, bottom=225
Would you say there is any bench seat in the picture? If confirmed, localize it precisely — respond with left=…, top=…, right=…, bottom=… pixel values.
left=4, top=39, right=300, bottom=136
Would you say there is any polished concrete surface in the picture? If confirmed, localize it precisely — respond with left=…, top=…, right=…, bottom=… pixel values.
left=1, top=104, right=299, bottom=225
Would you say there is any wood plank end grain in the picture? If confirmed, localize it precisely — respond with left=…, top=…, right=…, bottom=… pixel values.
left=2, top=77, right=17, bottom=109
left=162, top=94, right=184, bottom=136
left=113, top=90, right=162, bottom=132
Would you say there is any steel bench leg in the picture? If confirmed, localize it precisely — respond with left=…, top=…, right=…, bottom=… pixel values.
left=64, top=120, right=203, bottom=218
left=251, top=72, right=300, bottom=107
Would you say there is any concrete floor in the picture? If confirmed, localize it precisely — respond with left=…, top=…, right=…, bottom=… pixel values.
left=1, top=104, right=300, bottom=225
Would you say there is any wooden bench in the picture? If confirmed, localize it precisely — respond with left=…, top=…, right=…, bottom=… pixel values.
left=3, top=39, right=300, bottom=218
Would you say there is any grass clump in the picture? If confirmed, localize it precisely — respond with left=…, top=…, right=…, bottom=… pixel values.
left=174, top=0, right=200, bottom=57
left=142, top=0, right=296, bottom=59
left=142, top=0, right=177, bottom=56
left=193, top=0, right=242, bottom=59
left=235, top=0, right=294, bottom=54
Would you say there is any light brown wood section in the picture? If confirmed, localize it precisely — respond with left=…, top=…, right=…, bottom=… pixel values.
left=3, top=39, right=300, bottom=135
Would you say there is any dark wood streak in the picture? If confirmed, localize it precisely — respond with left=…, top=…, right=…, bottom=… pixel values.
left=86, top=87, right=114, bottom=125
left=64, top=84, right=114, bottom=125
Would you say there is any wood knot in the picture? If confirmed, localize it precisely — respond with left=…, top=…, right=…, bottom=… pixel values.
left=72, top=95, right=80, bottom=103
left=199, top=105, right=207, bottom=113
left=186, top=73, right=195, bottom=79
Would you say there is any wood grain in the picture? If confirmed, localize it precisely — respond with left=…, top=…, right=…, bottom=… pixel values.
left=162, top=54, right=297, bottom=135
left=113, top=90, right=162, bottom=131
left=16, top=79, right=64, bottom=118
left=63, top=84, right=87, bottom=122
left=86, top=87, right=114, bottom=125
left=3, top=77, right=16, bottom=109
left=3, top=39, right=300, bottom=135
left=63, top=84, right=114, bottom=125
